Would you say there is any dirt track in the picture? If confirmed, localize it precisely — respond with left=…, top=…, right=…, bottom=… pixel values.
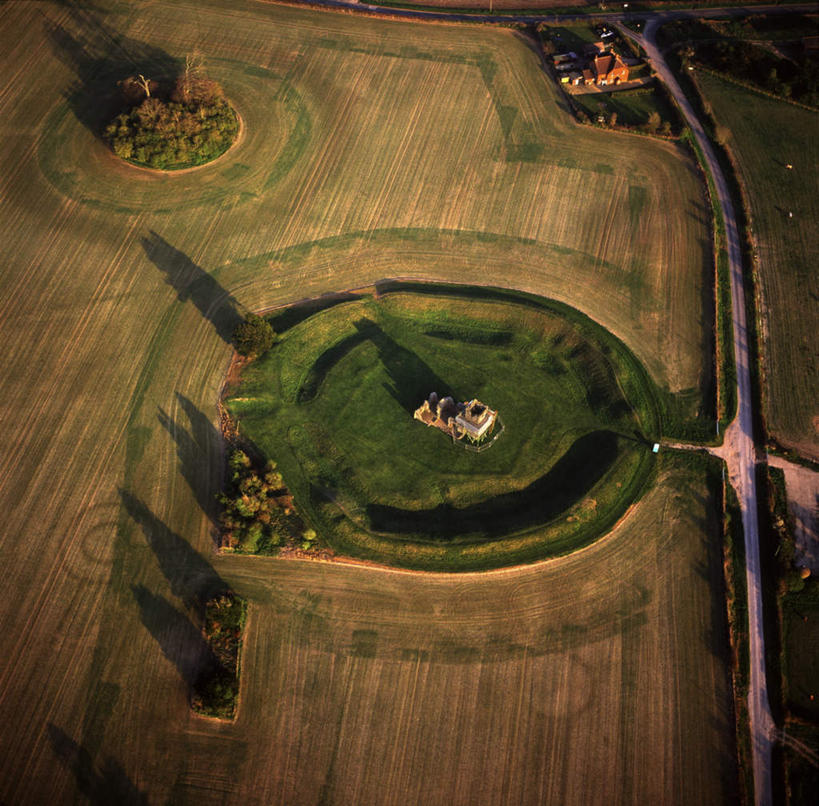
left=767, top=455, right=819, bottom=573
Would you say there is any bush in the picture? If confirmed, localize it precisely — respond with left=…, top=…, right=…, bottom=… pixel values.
left=233, top=314, right=276, bottom=357
left=217, top=449, right=307, bottom=554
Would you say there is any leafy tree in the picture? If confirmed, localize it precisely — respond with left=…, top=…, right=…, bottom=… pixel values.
left=232, top=314, right=276, bottom=357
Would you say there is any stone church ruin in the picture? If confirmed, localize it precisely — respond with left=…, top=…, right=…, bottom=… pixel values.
left=414, top=392, right=498, bottom=443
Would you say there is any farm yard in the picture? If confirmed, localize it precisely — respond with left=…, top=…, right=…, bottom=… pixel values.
left=0, top=0, right=737, bottom=803
left=692, top=71, right=819, bottom=459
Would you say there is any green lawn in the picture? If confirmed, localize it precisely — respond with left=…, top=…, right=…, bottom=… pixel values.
left=573, top=86, right=682, bottom=133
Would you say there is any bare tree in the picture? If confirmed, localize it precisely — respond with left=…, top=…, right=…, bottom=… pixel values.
left=178, top=51, right=205, bottom=103
left=136, top=74, right=152, bottom=99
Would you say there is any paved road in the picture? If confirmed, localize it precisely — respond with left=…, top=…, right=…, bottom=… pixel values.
left=291, top=0, right=814, bottom=27
left=617, top=17, right=774, bottom=806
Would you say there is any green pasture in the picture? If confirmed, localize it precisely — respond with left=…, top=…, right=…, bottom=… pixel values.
left=695, top=72, right=819, bottom=458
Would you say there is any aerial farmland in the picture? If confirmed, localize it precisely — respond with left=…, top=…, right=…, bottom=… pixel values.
left=1, top=0, right=815, bottom=804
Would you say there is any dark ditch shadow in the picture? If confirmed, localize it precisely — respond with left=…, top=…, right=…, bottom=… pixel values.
left=142, top=231, right=242, bottom=345
left=367, top=429, right=624, bottom=539
left=47, top=724, right=148, bottom=806
left=119, top=490, right=228, bottom=607
left=131, top=585, right=222, bottom=689
left=44, top=4, right=180, bottom=138
left=157, top=393, right=222, bottom=526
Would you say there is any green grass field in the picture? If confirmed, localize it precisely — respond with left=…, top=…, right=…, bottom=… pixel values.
left=0, top=0, right=732, bottom=802
left=227, top=287, right=657, bottom=568
left=694, top=72, right=819, bottom=459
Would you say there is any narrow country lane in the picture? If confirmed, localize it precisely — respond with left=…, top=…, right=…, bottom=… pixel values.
left=615, top=18, right=774, bottom=806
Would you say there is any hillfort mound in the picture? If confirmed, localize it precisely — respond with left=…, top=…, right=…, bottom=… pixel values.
left=224, top=283, right=660, bottom=571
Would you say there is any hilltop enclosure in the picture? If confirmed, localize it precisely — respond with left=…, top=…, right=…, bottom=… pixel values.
left=225, top=286, right=660, bottom=569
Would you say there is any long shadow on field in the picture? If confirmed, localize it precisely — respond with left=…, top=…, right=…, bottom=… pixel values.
left=131, top=585, right=222, bottom=690
left=44, top=5, right=180, bottom=138
left=354, top=319, right=450, bottom=413
left=47, top=724, right=148, bottom=806
left=142, top=232, right=243, bottom=345
left=367, top=430, right=623, bottom=539
left=158, top=394, right=222, bottom=527
left=119, top=491, right=228, bottom=607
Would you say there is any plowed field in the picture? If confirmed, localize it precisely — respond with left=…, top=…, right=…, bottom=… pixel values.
left=0, top=1, right=733, bottom=803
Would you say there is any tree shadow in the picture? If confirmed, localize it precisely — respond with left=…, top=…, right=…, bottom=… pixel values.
left=141, top=231, right=243, bottom=344
left=353, top=319, right=450, bottom=414
left=44, top=4, right=180, bottom=138
left=47, top=724, right=148, bottom=806
left=119, top=490, right=227, bottom=607
left=157, top=393, right=222, bottom=526
left=131, top=585, right=221, bottom=689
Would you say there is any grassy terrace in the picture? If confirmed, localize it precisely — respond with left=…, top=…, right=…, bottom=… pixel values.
left=694, top=72, right=819, bottom=459
left=0, top=0, right=728, bottom=802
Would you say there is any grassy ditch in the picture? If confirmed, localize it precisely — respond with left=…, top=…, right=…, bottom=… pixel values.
left=191, top=593, right=248, bottom=720
left=722, top=472, right=753, bottom=804
left=681, top=130, right=736, bottom=432
left=225, top=283, right=661, bottom=570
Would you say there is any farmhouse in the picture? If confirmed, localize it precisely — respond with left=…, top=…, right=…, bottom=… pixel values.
left=554, top=40, right=630, bottom=87
left=592, top=51, right=629, bottom=85
left=414, top=392, right=498, bottom=442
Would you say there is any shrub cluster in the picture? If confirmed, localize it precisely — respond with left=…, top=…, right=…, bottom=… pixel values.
left=767, top=467, right=810, bottom=593
left=104, top=73, right=239, bottom=169
left=218, top=449, right=316, bottom=554
left=191, top=593, right=247, bottom=719
left=661, top=18, right=819, bottom=108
